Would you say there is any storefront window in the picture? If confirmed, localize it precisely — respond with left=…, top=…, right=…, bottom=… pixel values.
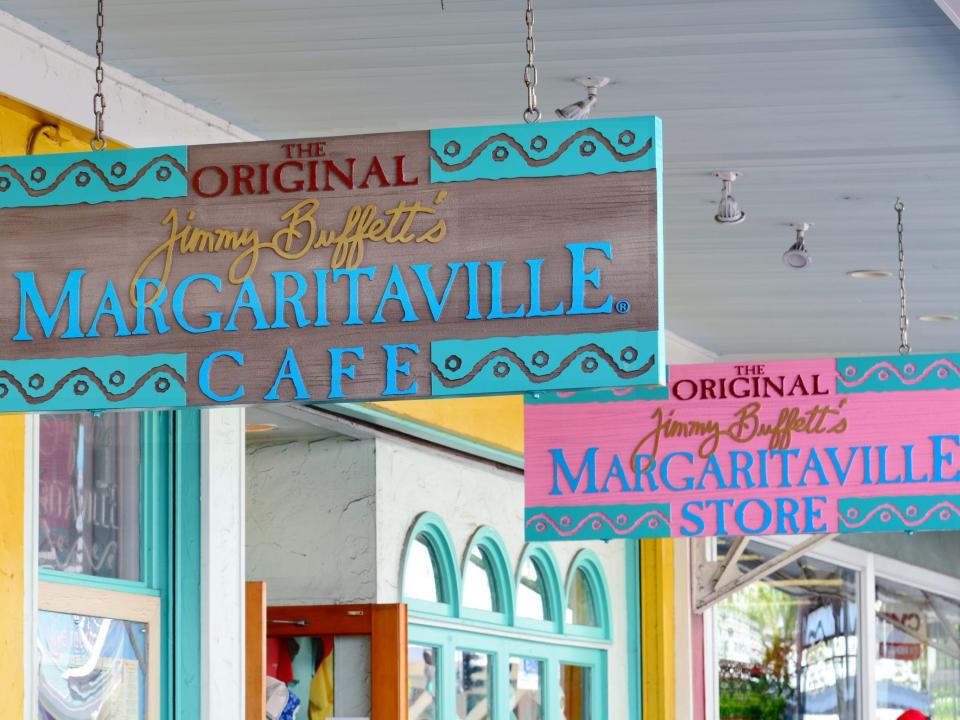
left=38, top=413, right=142, bottom=580
left=409, top=644, right=438, bottom=719
left=456, top=649, right=492, bottom=719
left=404, top=534, right=444, bottom=604
left=560, top=664, right=591, bottom=720
left=463, top=546, right=500, bottom=613
left=566, top=569, right=599, bottom=627
left=510, top=657, right=544, bottom=719
left=876, top=577, right=960, bottom=719
left=517, top=559, right=549, bottom=621
left=716, top=540, right=860, bottom=720
left=37, top=610, right=148, bottom=719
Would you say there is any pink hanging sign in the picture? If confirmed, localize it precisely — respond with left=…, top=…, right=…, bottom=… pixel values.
left=524, top=354, right=960, bottom=540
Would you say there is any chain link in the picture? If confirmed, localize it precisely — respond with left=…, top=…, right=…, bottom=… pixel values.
left=523, top=0, right=540, bottom=123
left=91, top=0, right=107, bottom=151
left=896, top=197, right=910, bottom=355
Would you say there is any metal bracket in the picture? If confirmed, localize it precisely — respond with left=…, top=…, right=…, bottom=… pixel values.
left=694, top=534, right=839, bottom=613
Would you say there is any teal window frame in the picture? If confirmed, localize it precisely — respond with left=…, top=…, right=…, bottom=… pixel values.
left=37, top=409, right=202, bottom=720
left=460, top=527, right=514, bottom=626
left=515, top=544, right=564, bottom=634
left=401, top=511, right=462, bottom=619
left=564, top=550, right=612, bottom=642
left=402, top=516, right=613, bottom=719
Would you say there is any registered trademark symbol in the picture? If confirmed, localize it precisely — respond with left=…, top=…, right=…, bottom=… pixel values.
left=615, top=299, right=631, bottom=314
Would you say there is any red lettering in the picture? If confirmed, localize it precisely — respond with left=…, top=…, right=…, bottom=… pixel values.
left=393, top=155, right=419, bottom=186
left=324, top=158, right=356, bottom=190
left=258, top=163, right=270, bottom=195
left=307, top=160, right=320, bottom=192
left=274, top=161, right=305, bottom=193
left=192, top=166, right=229, bottom=198
left=231, top=164, right=256, bottom=196
left=358, top=156, right=389, bottom=189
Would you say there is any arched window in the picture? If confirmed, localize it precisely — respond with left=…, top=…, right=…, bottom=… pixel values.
left=401, top=513, right=460, bottom=616
left=565, top=551, right=611, bottom=640
left=460, top=527, right=513, bottom=623
left=515, top=544, right=563, bottom=632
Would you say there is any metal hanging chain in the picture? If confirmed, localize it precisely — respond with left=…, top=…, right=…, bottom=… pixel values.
left=896, top=197, right=910, bottom=356
left=523, top=0, right=540, bottom=123
left=91, top=0, right=107, bottom=151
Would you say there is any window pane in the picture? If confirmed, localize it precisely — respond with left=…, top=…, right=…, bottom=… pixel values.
left=463, top=546, right=499, bottom=613
left=38, top=413, right=141, bottom=581
left=403, top=534, right=443, bottom=603
left=38, top=609, right=148, bottom=719
left=517, top=559, right=549, bottom=621
left=716, top=541, right=859, bottom=720
left=876, top=576, right=960, bottom=719
left=560, top=663, right=591, bottom=720
left=510, top=657, right=543, bottom=719
left=456, top=649, right=492, bottom=719
left=566, top=568, right=599, bottom=627
left=409, top=644, right=438, bottom=720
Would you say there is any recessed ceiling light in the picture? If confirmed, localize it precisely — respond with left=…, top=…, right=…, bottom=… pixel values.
left=918, top=314, right=958, bottom=322
left=245, top=423, right=277, bottom=433
left=847, top=270, right=891, bottom=279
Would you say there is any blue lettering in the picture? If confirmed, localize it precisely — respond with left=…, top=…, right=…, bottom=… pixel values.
left=272, top=271, right=309, bottom=329
left=87, top=279, right=130, bottom=338
left=549, top=447, right=598, bottom=495
left=600, top=454, right=632, bottom=492
left=14, top=269, right=85, bottom=340
left=802, top=495, right=828, bottom=533
left=198, top=350, right=244, bottom=402
left=776, top=497, right=800, bottom=534
left=931, top=435, right=960, bottom=482
left=328, top=346, right=364, bottom=399
left=264, top=347, right=310, bottom=401
left=680, top=501, right=705, bottom=537
left=412, top=263, right=462, bottom=322
left=173, top=274, right=222, bottom=334
left=526, top=258, right=565, bottom=317
left=567, top=242, right=613, bottom=315
left=487, top=261, right=525, bottom=319
left=225, top=278, right=269, bottom=331
left=798, top=448, right=829, bottom=487
left=383, top=343, right=419, bottom=396
left=133, top=279, right=170, bottom=336
left=729, top=451, right=754, bottom=489
left=333, top=268, right=376, bottom=325
left=372, top=265, right=418, bottom=324
left=660, top=452, right=694, bottom=491
left=735, top=498, right=772, bottom=534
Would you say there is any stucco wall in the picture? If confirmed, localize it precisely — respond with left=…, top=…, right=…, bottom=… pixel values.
left=374, top=437, right=631, bottom=719
left=246, top=437, right=377, bottom=605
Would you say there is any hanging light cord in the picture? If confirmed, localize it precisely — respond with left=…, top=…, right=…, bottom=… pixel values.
left=91, top=0, right=107, bottom=151
left=523, top=0, right=540, bottom=123
left=896, top=198, right=910, bottom=356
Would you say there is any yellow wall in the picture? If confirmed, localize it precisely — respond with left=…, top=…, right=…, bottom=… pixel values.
left=641, top=538, right=676, bottom=720
left=370, top=396, right=524, bottom=455
left=0, top=92, right=108, bottom=714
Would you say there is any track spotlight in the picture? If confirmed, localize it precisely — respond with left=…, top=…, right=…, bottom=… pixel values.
left=783, top=223, right=812, bottom=269
left=556, top=76, right=610, bottom=120
left=714, top=171, right=745, bottom=224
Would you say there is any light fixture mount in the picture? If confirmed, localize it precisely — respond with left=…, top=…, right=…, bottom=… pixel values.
left=714, top=171, right=745, bottom=224
left=555, top=76, right=610, bottom=120
left=783, top=222, right=812, bottom=269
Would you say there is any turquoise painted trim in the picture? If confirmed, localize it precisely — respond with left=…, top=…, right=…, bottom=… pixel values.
left=0, top=146, right=188, bottom=208
left=401, top=512, right=462, bottom=618
left=0, top=353, right=187, bottom=412
left=526, top=504, right=671, bottom=542
left=460, top=527, right=514, bottom=625
left=323, top=403, right=524, bottom=469
left=837, top=353, right=960, bottom=394
left=431, top=330, right=660, bottom=397
left=526, top=382, right=669, bottom=405
left=172, top=409, right=202, bottom=720
left=625, top=541, right=642, bottom=720
left=429, top=116, right=659, bottom=183
left=409, top=621, right=608, bottom=720
left=564, top=549, right=613, bottom=642
left=515, top=544, right=564, bottom=634
left=838, top=494, right=960, bottom=533
left=37, top=568, right=161, bottom=596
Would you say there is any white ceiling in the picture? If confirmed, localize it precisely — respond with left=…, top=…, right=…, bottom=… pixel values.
left=4, top=0, right=960, bottom=357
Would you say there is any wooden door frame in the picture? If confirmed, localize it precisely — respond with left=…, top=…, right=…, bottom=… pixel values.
left=246, top=594, right=407, bottom=720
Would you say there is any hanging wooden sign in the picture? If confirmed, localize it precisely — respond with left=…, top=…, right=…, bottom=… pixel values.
left=0, top=117, right=663, bottom=412
left=525, top=355, right=960, bottom=540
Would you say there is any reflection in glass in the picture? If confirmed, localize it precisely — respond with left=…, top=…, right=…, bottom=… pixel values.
left=38, top=609, right=147, bottom=719
left=876, top=577, right=960, bottom=719
left=517, top=559, right=549, bottom=621
left=409, top=644, right=438, bottom=720
left=566, top=569, right=599, bottom=627
left=510, top=657, right=544, bottom=719
left=560, top=663, right=591, bottom=720
left=403, top=534, right=443, bottom=603
left=456, top=649, right=492, bottom=719
left=279, top=635, right=336, bottom=718
left=38, top=413, right=141, bottom=581
left=716, top=540, right=859, bottom=720
left=463, top=546, right=500, bottom=613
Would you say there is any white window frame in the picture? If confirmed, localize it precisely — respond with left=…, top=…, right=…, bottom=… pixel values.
left=705, top=533, right=960, bottom=720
